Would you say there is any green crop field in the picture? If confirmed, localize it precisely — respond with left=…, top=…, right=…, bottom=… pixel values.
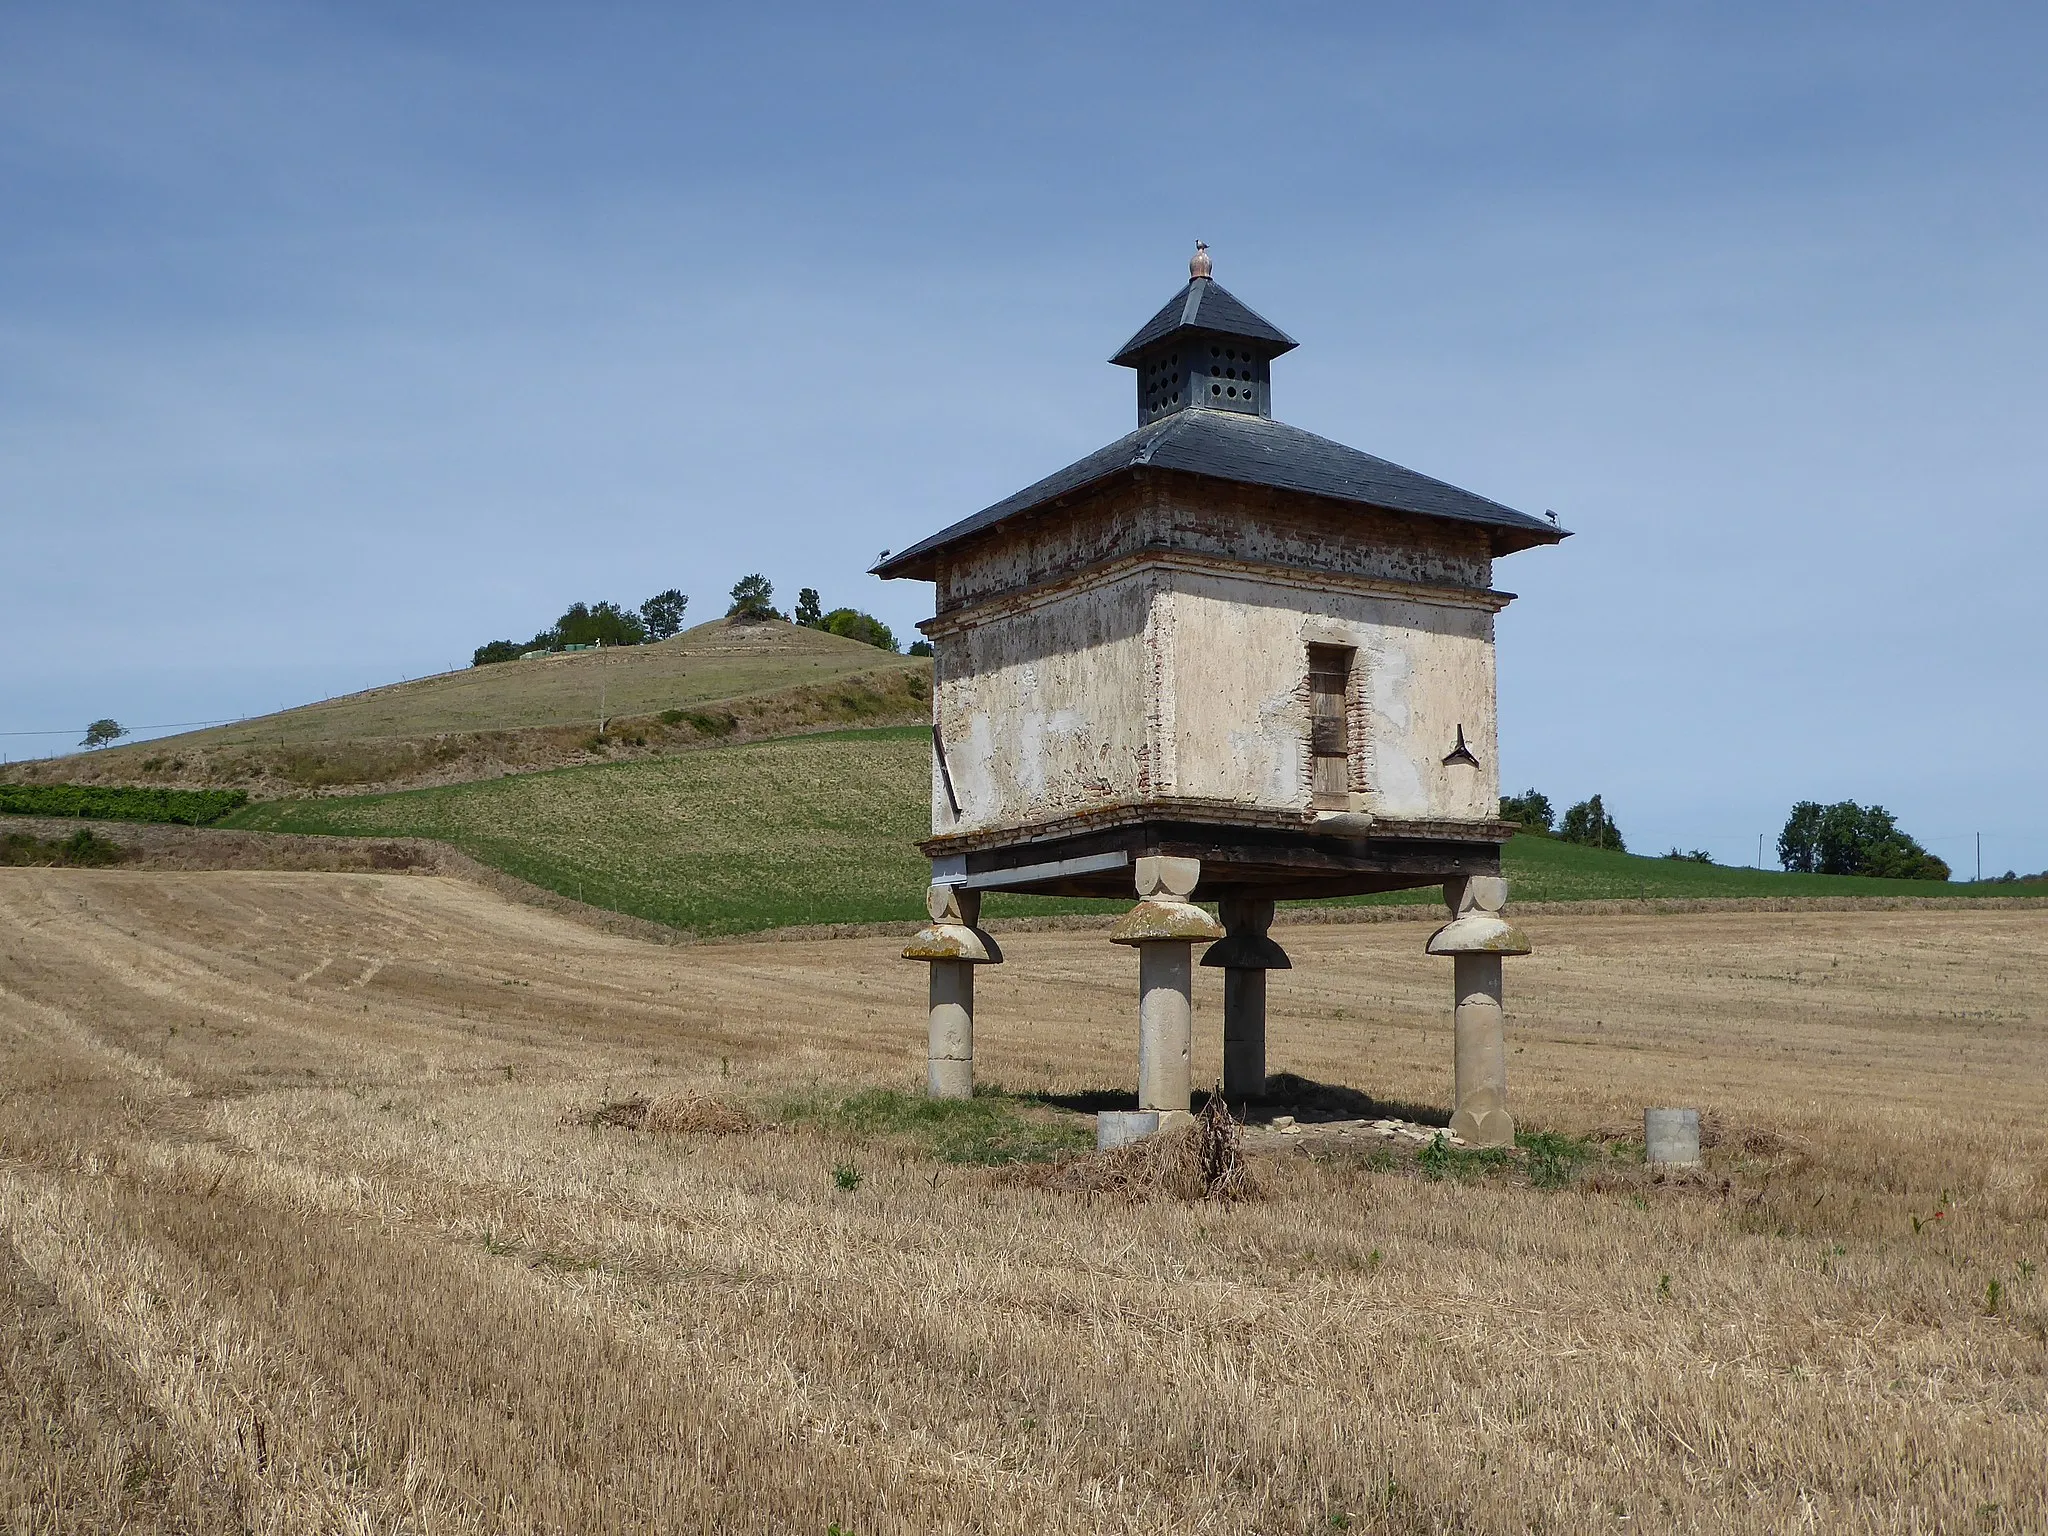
left=226, top=726, right=2021, bottom=935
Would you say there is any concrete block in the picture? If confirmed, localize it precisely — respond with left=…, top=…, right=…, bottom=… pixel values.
left=1096, top=1110, right=1161, bottom=1150
left=1444, top=875, right=1509, bottom=917
left=926, top=883, right=981, bottom=926
left=1133, top=855, right=1201, bottom=899
left=1645, top=1107, right=1702, bottom=1167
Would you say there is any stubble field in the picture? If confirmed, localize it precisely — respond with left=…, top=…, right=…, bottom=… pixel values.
left=0, top=868, right=2043, bottom=1534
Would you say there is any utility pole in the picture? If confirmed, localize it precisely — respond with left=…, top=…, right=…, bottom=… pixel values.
left=1976, top=832, right=1981, bottom=884
left=1758, top=832, right=1764, bottom=870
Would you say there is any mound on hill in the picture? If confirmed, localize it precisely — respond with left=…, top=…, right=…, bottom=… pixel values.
left=12, top=618, right=930, bottom=796
left=222, top=726, right=2027, bottom=936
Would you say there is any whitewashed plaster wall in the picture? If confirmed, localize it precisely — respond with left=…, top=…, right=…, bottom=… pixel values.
left=930, top=577, right=1156, bottom=834
left=931, top=564, right=1501, bottom=835
left=1164, top=574, right=1500, bottom=822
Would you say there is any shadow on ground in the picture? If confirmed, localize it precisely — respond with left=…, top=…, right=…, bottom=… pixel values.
left=1019, top=1073, right=1448, bottom=1127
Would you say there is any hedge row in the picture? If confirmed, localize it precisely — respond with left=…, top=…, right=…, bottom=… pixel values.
left=0, top=784, right=249, bottom=826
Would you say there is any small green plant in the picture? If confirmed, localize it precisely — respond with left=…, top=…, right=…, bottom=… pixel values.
left=659, top=708, right=687, bottom=726
left=1416, top=1133, right=1452, bottom=1181
left=832, top=1161, right=862, bottom=1192
left=1986, top=1278, right=2002, bottom=1315
left=681, top=710, right=738, bottom=737
left=1520, top=1129, right=1599, bottom=1190
left=1657, top=1273, right=1672, bottom=1300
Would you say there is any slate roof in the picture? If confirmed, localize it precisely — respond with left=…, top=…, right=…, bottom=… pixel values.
left=1109, top=278, right=1298, bottom=366
left=872, top=408, right=1566, bottom=579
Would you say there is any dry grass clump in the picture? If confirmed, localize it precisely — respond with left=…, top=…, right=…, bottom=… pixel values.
left=579, top=1092, right=758, bottom=1135
left=1033, top=1096, right=1259, bottom=1202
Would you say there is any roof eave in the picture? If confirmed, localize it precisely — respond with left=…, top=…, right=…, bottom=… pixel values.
left=872, top=464, right=1145, bottom=581
left=1108, top=324, right=1299, bottom=369
left=875, top=464, right=1571, bottom=580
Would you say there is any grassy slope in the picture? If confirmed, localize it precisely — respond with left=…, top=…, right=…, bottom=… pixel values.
left=227, top=725, right=2020, bottom=935
left=72, top=618, right=924, bottom=755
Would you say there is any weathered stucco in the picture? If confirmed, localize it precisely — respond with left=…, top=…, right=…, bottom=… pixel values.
left=1165, top=573, right=1499, bottom=822
left=930, top=578, right=1158, bottom=837
left=934, top=473, right=1493, bottom=614
left=928, top=554, right=1501, bottom=835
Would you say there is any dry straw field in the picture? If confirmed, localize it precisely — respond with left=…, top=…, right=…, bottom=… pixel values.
left=0, top=867, right=2043, bottom=1533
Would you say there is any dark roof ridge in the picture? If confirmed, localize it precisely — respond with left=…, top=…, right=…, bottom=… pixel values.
left=1110, top=278, right=1298, bottom=366
left=874, top=408, right=1566, bottom=579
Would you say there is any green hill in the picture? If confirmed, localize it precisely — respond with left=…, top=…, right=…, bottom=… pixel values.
left=225, top=726, right=2019, bottom=936
left=14, top=619, right=930, bottom=796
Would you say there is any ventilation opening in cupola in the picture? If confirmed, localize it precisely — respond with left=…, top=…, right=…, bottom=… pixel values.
left=1141, top=351, right=1183, bottom=418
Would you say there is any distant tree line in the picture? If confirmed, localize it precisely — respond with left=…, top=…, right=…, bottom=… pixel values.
left=1498, top=787, right=1952, bottom=881
left=473, top=589, right=689, bottom=666
left=1777, top=801, right=1948, bottom=881
left=1499, top=788, right=1627, bottom=852
left=473, top=575, right=929, bottom=668
left=729, top=576, right=926, bottom=655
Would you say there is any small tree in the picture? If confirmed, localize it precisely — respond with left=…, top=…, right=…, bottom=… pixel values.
left=794, top=588, right=824, bottom=628
left=81, top=718, right=127, bottom=749
left=727, top=574, right=779, bottom=621
left=1779, top=800, right=1947, bottom=880
left=907, top=639, right=933, bottom=657
left=640, top=589, right=689, bottom=641
left=1559, top=794, right=1625, bottom=852
left=1499, top=788, right=1554, bottom=831
left=821, top=608, right=898, bottom=653
left=551, top=600, right=646, bottom=648
left=472, top=640, right=524, bottom=666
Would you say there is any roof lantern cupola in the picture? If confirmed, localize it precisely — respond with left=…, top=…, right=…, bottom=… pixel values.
left=1110, top=242, right=1299, bottom=426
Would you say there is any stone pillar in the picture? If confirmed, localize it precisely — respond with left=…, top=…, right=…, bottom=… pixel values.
left=926, top=959, right=975, bottom=1100
left=902, top=883, right=1002, bottom=1099
left=1426, top=875, right=1530, bottom=1148
left=1137, top=942, right=1193, bottom=1112
left=1201, top=896, right=1291, bottom=1102
left=1109, top=856, right=1222, bottom=1118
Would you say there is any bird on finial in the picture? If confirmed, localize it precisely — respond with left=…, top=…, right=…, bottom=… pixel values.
left=1190, top=240, right=1212, bottom=280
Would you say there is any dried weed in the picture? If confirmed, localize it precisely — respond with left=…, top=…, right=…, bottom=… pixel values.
left=1030, top=1097, right=1260, bottom=1203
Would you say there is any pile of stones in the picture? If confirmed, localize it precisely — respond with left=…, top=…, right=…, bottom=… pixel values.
left=1245, top=1114, right=1478, bottom=1150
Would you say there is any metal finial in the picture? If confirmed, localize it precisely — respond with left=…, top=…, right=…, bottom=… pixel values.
left=1190, top=240, right=1212, bottom=279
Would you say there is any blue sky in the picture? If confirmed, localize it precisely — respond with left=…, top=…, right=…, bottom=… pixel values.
left=4, top=2, right=2044, bottom=876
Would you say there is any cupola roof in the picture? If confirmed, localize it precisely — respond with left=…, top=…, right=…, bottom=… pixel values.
left=1109, top=255, right=1298, bottom=367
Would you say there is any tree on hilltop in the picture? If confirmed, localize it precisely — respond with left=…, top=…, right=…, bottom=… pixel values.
left=794, top=588, right=823, bottom=628
left=727, top=574, right=782, bottom=621
left=552, top=601, right=647, bottom=648
left=640, top=589, right=689, bottom=641
left=820, top=608, right=898, bottom=653
left=81, top=719, right=127, bottom=749
left=1499, top=788, right=1554, bottom=831
left=1559, top=794, right=1625, bottom=852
